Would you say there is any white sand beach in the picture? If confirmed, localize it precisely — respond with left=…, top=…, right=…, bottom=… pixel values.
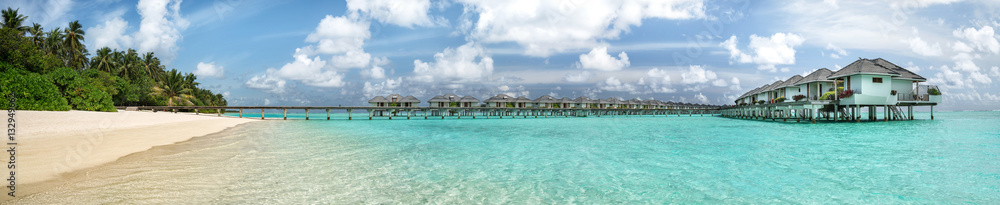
left=15, top=110, right=255, bottom=185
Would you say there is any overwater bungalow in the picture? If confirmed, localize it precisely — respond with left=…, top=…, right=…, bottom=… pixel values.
left=558, top=97, right=574, bottom=109
left=726, top=58, right=941, bottom=122
left=533, top=95, right=558, bottom=108
left=369, top=96, right=390, bottom=107
left=793, top=68, right=835, bottom=101
left=428, top=93, right=460, bottom=107
left=484, top=94, right=514, bottom=107
left=827, top=58, right=936, bottom=105
left=776, top=75, right=804, bottom=102
left=458, top=96, right=480, bottom=107
left=514, top=96, right=532, bottom=108
left=367, top=94, right=420, bottom=107
left=606, top=97, right=622, bottom=109
left=573, top=97, right=593, bottom=108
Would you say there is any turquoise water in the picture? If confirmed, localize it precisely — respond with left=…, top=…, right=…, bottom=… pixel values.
left=10, top=112, right=1000, bottom=203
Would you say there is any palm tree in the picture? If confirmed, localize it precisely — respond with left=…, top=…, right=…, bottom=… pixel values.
left=142, top=52, right=163, bottom=81
left=28, top=23, right=44, bottom=47
left=91, top=47, right=114, bottom=73
left=152, top=69, right=195, bottom=106
left=44, top=28, right=63, bottom=56
left=1, top=8, right=28, bottom=34
left=63, top=20, right=87, bottom=69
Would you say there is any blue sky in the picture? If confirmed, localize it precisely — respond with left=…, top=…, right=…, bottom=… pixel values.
left=4, top=0, right=1000, bottom=110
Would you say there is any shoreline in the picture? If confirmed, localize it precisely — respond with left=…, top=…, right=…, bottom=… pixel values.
left=15, top=110, right=256, bottom=186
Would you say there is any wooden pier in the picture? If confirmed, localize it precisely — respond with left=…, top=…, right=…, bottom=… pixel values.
left=119, top=106, right=722, bottom=120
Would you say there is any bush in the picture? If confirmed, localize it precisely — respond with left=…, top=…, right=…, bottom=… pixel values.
left=774, top=96, right=786, bottom=102
left=0, top=65, right=70, bottom=111
left=757, top=100, right=765, bottom=105
left=820, top=91, right=836, bottom=100
left=44, top=67, right=116, bottom=112
left=837, top=89, right=854, bottom=99
left=928, top=88, right=941, bottom=95
left=793, top=94, right=807, bottom=101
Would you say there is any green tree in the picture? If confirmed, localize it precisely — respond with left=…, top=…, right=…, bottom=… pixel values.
left=151, top=69, right=195, bottom=106
left=28, top=23, right=43, bottom=47
left=91, top=47, right=113, bottom=73
left=63, top=20, right=87, bottom=69
left=1, top=8, right=27, bottom=34
left=0, top=62, right=70, bottom=111
left=44, top=28, right=63, bottom=56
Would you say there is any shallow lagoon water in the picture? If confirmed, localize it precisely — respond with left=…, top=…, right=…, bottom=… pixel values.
left=9, top=111, right=1000, bottom=203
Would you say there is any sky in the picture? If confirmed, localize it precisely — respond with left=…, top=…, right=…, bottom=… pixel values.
left=3, top=0, right=1000, bottom=111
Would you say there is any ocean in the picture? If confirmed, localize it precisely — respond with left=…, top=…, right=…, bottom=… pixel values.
left=9, top=111, right=1000, bottom=203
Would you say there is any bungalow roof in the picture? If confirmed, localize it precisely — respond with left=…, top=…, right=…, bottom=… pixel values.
left=794, top=68, right=834, bottom=85
left=484, top=94, right=514, bottom=102
left=872, top=58, right=926, bottom=81
left=368, top=96, right=389, bottom=103
left=828, top=58, right=901, bottom=79
left=458, top=96, right=480, bottom=103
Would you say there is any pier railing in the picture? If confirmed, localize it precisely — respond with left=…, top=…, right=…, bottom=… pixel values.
left=117, top=105, right=724, bottom=120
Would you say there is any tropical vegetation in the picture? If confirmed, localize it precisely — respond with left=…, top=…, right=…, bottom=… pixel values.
left=928, top=88, right=941, bottom=95
left=793, top=94, right=807, bottom=101
left=0, top=7, right=226, bottom=112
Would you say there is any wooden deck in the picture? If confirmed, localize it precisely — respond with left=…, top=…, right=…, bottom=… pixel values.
left=117, top=106, right=723, bottom=120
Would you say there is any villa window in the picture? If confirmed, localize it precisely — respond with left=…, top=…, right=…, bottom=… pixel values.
left=873, top=77, right=882, bottom=83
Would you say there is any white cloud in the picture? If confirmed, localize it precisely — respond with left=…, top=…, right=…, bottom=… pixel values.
left=87, top=16, right=132, bottom=50
left=457, top=0, right=705, bottom=56
left=953, top=25, right=1000, bottom=54
left=362, top=77, right=403, bottom=99
left=644, top=68, right=676, bottom=93
left=825, top=43, right=848, bottom=59
left=134, top=0, right=190, bottom=63
left=304, top=15, right=370, bottom=55
left=271, top=51, right=345, bottom=87
left=597, top=76, right=637, bottom=92
left=927, top=65, right=966, bottom=89
left=969, top=71, right=992, bottom=84
left=3, top=0, right=74, bottom=29
left=693, top=93, right=709, bottom=103
left=907, top=36, right=943, bottom=56
left=680, top=65, right=718, bottom=84
left=953, top=41, right=974, bottom=53
left=905, top=61, right=922, bottom=73
left=193, top=62, right=225, bottom=78
left=329, top=50, right=373, bottom=69
left=578, top=47, right=630, bottom=71
left=564, top=71, right=593, bottom=83
left=84, top=0, right=188, bottom=64
left=346, top=0, right=444, bottom=28
left=362, top=65, right=386, bottom=79
left=720, top=33, right=804, bottom=72
left=991, top=66, right=1000, bottom=77
left=646, top=68, right=672, bottom=84
left=951, top=53, right=980, bottom=72
left=729, top=77, right=742, bottom=91
left=245, top=73, right=287, bottom=94
left=777, top=0, right=962, bottom=53
left=411, top=42, right=494, bottom=83
left=712, top=79, right=728, bottom=87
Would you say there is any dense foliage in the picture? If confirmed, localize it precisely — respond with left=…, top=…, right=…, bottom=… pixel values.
left=0, top=7, right=226, bottom=112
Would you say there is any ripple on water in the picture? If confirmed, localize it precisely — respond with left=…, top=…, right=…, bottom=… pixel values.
left=7, top=112, right=1000, bottom=204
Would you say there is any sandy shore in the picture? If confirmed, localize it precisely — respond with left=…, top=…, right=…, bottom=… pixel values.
left=15, top=110, right=255, bottom=184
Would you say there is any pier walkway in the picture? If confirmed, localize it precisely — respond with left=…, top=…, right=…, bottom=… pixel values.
left=119, top=106, right=723, bottom=120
